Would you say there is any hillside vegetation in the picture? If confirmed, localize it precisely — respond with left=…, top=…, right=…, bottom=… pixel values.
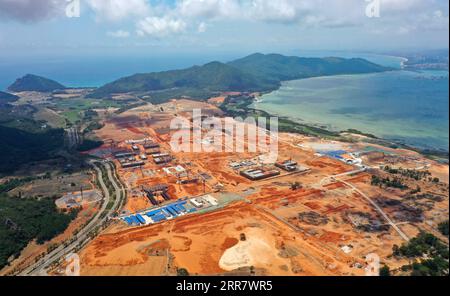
left=89, top=53, right=390, bottom=100
left=0, top=194, right=78, bottom=269
left=0, top=124, right=64, bottom=174
left=229, top=53, right=388, bottom=80
left=8, top=74, right=65, bottom=92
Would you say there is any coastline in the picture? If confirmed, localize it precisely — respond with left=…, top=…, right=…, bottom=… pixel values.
left=246, top=65, right=448, bottom=157
left=221, top=94, right=449, bottom=162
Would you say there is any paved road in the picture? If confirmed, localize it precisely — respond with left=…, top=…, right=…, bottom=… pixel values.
left=318, top=167, right=367, bottom=186
left=104, top=161, right=126, bottom=213
left=19, top=160, right=124, bottom=276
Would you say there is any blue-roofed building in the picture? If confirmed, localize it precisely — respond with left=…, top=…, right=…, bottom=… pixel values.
left=130, top=216, right=141, bottom=225
left=165, top=207, right=178, bottom=217
left=136, top=214, right=146, bottom=224
left=172, top=204, right=182, bottom=212
left=170, top=205, right=180, bottom=214
left=146, top=210, right=161, bottom=217
left=161, top=209, right=172, bottom=217
left=152, top=214, right=167, bottom=223
left=320, top=150, right=346, bottom=160
left=124, top=217, right=133, bottom=225
left=176, top=204, right=187, bottom=212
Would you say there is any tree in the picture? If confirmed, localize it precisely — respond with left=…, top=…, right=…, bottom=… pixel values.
left=438, top=220, right=449, bottom=236
left=177, top=268, right=190, bottom=276
left=392, top=232, right=449, bottom=276
left=379, top=265, right=391, bottom=276
left=393, top=245, right=400, bottom=257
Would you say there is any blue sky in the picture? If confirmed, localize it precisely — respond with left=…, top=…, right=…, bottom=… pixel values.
left=0, top=0, right=448, bottom=57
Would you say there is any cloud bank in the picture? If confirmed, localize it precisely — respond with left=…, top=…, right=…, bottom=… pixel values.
left=0, top=0, right=64, bottom=22
left=0, top=0, right=448, bottom=39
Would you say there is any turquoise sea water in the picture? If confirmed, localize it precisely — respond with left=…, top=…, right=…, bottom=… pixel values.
left=253, top=68, right=449, bottom=151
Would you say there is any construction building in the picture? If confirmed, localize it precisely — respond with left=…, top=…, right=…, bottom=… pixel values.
left=275, top=160, right=299, bottom=172
left=142, top=184, right=172, bottom=205
left=190, top=198, right=205, bottom=208
left=114, top=151, right=136, bottom=159
left=121, top=161, right=145, bottom=168
left=152, top=153, right=173, bottom=165
left=240, top=168, right=280, bottom=181
left=144, top=142, right=160, bottom=149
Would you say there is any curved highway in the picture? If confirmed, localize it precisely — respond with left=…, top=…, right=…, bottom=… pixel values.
left=19, top=160, right=125, bottom=276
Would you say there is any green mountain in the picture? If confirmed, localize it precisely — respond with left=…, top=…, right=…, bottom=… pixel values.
left=228, top=53, right=389, bottom=81
left=90, top=61, right=278, bottom=99
left=8, top=74, right=65, bottom=92
left=90, top=53, right=390, bottom=100
left=0, top=91, right=19, bottom=105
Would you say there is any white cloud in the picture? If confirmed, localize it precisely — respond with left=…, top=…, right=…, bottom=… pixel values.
left=381, top=0, right=424, bottom=12
left=107, top=30, right=130, bottom=38
left=78, top=0, right=447, bottom=38
left=136, top=16, right=187, bottom=37
left=0, top=0, right=65, bottom=22
left=86, top=0, right=150, bottom=21
left=177, top=0, right=240, bottom=19
left=0, top=0, right=447, bottom=36
left=198, top=22, right=207, bottom=33
left=246, top=0, right=310, bottom=23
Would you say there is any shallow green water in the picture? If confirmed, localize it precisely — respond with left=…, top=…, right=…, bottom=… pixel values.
left=253, top=70, right=449, bottom=151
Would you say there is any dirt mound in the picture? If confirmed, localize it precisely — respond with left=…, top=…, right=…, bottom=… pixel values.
left=221, top=237, right=239, bottom=251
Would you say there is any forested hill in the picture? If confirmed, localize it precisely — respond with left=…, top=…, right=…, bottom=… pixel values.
left=8, top=74, right=66, bottom=92
left=89, top=53, right=390, bottom=99
left=0, top=124, right=64, bottom=174
left=89, top=61, right=279, bottom=99
left=228, top=53, right=389, bottom=81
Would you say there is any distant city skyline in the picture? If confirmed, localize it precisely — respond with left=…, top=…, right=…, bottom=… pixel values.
left=0, top=0, right=448, bottom=57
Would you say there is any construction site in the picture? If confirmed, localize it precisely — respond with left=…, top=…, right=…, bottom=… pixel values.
left=63, top=99, right=449, bottom=276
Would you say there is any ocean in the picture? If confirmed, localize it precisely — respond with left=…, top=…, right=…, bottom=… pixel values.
left=0, top=51, right=401, bottom=91
left=252, top=54, right=449, bottom=152
left=0, top=53, right=238, bottom=91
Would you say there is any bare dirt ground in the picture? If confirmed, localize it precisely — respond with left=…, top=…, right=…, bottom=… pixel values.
left=80, top=202, right=341, bottom=276
left=77, top=99, right=448, bottom=276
